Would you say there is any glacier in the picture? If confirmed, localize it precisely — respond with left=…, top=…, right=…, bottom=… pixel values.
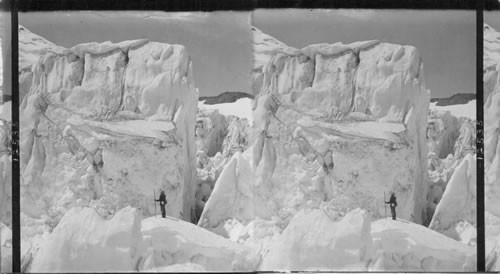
left=17, top=24, right=477, bottom=272
left=18, top=25, right=198, bottom=265
left=200, top=26, right=431, bottom=236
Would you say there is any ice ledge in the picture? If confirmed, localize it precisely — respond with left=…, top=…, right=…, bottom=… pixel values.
left=300, top=40, right=380, bottom=59
left=297, top=116, right=406, bottom=143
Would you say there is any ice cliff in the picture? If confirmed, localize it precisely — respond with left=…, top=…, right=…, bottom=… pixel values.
left=484, top=23, right=500, bottom=270
left=1, top=222, right=12, bottom=272
left=18, top=25, right=198, bottom=245
left=200, top=26, right=430, bottom=236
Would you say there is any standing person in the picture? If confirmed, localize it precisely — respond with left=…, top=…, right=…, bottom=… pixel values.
left=385, top=192, right=398, bottom=220
left=156, top=190, right=168, bottom=218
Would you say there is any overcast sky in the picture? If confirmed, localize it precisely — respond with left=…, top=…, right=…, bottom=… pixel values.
left=486, top=11, right=500, bottom=30
left=20, top=11, right=252, bottom=97
left=253, top=9, right=476, bottom=99
left=17, top=10, right=476, bottom=99
left=0, top=12, right=11, bottom=100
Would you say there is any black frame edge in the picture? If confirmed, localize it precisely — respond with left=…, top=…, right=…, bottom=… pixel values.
left=11, top=0, right=20, bottom=272
left=477, top=1, right=485, bottom=272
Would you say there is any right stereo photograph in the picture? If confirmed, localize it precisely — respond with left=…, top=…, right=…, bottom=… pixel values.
left=485, top=11, right=500, bottom=271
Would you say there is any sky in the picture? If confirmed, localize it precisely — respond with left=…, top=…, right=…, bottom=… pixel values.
left=253, top=9, right=476, bottom=99
left=485, top=11, right=500, bottom=30
left=0, top=11, right=11, bottom=100
left=20, top=11, right=252, bottom=97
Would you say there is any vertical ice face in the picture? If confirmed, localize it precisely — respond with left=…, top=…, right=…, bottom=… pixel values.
left=428, top=153, right=476, bottom=240
left=18, top=26, right=198, bottom=235
left=200, top=27, right=430, bottom=234
left=484, top=23, right=500, bottom=270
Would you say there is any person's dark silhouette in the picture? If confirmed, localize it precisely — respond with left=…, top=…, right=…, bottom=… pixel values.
left=156, top=190, right=168, bottom=218
left=385, top=192, right=398, bottom=220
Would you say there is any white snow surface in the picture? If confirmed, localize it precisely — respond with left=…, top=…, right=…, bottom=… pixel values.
left=370, top=218, right=476, bottom=271
left=198, top=97, right=253, bottom=125
left=429, top=100, right=476, bottom=120
left=259, top=208, right=373, bottom=271
left=140, top=216, right=258, bottom=271
left=25, top=206, right=476, bottom=272
left=26, top=206, right=258, bottom=272
left=29, top=207, right=143, bottom=272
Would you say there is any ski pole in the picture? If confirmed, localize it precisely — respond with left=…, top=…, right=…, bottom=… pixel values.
left=384, top=191, right=387, bottom=219
left=154, top=189, right=157, bottom=218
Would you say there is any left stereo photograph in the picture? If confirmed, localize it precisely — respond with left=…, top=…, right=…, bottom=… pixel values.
left=0, top=9, right=12, bottom=274
left=17, top=11, right=253, bottom=272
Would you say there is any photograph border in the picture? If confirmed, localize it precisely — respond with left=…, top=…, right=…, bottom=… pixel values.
left=6, top=0, right=484, bottom=272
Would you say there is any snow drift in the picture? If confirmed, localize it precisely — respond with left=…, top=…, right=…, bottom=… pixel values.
left=18, top=25, right=198, bottom=249
left=28, top=207, right=142, bottom=272
left=140, top=215, right=258, bottom=272
left=25, top=206, right=258, bottom=272
left=370, top=218, right=475, bottom=271
left=259, top=208, right=373, bottom=271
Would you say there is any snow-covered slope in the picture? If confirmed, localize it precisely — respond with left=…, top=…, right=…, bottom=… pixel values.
left=260, top=208, right=373, bottom=271
left=484, top=23, right=500, bottom=271
left=19, top=26, right=198, bottom=253
left=140, top=215, right=258, bottom=271
left=370, top=218, right=475, bottom=271
left=25, top=206, right=258, bottom=272
left=24, top=204, right=476, bottom=272
left=199, top=97, right=253, bottom=124
left=430, top=99, right=476, bottom=120
left=28, top=207, right=142, bottom=272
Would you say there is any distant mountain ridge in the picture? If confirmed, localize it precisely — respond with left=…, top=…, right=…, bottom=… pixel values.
left=430, top=93, right=476, bottom=106
left=199, top=91, right=254, bottom=105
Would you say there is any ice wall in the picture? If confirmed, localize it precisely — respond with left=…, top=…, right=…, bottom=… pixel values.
left=427, top=111, right=461, bottom=159
left=196, top=108, right=228, bottom=157
left=429, top=154, right=476, bottom=241
left=18, top=26, right=197, bottom=233
left=0, top=222, right=12, bottom=272
left=0, top=120, right=11, bottom=228
left=200, top=27, right=430, bottom=234
left=484, top=23, right=500, bottom=270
